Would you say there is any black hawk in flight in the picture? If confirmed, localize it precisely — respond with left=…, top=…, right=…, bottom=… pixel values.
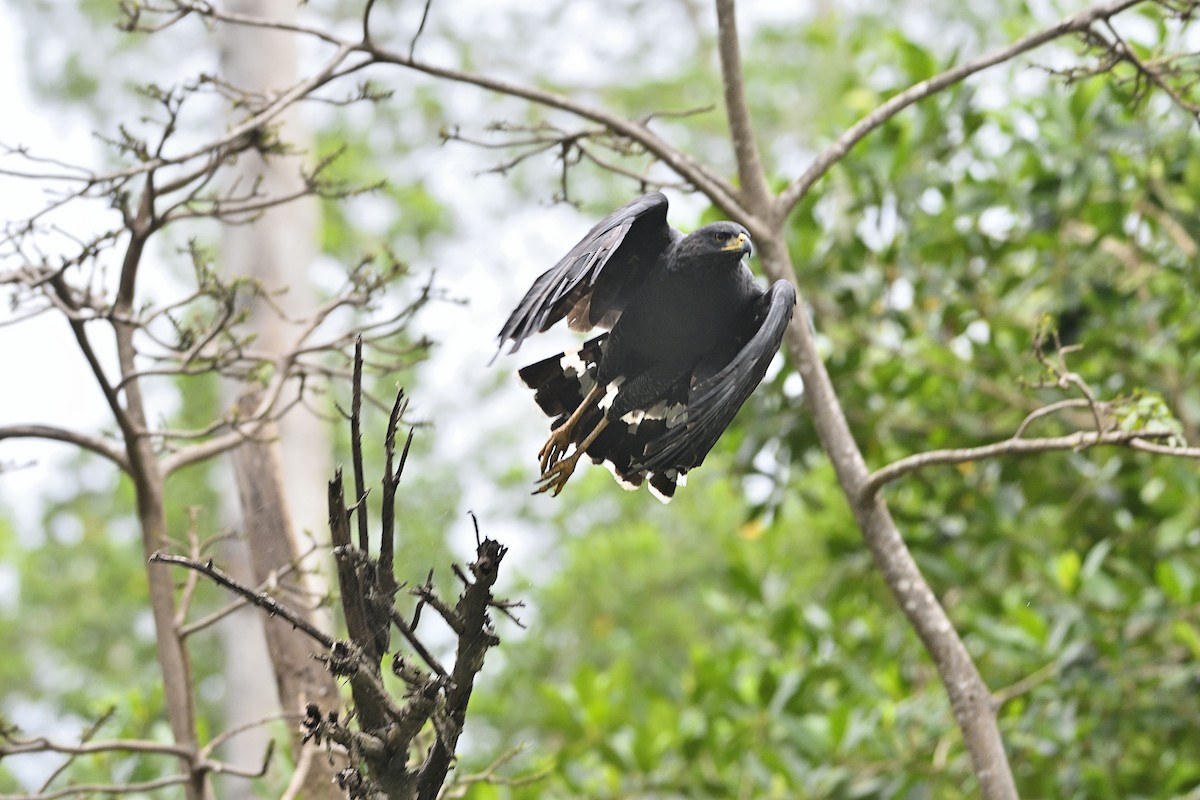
left=497, top=192, right=796, bottom=502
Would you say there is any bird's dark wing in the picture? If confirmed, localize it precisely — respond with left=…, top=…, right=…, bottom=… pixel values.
left=635, top=280, right=797, bottom=472
left=496, top=192, right=677, bottom=356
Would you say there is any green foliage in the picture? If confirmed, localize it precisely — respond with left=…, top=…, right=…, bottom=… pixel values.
left=0, top=460, right=230, bottom=792
left=469, top=459, right=1003, bottom=798
left=457, top=6, right=1200, bottom=800
left=6, top=2, right=1200, bottom=798
left=0, top=374, right=231, bottom=790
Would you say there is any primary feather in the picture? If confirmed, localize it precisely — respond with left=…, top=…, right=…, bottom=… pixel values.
left=498, top=192, right=796, bottom=501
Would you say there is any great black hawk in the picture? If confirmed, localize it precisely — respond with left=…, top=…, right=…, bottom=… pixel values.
left=497, top=192, right=797, bottom=502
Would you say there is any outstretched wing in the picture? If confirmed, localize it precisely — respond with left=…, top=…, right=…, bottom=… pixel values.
left=635, top=280, right=797, bottom=472
left=496, top=192, right=678, bottom=356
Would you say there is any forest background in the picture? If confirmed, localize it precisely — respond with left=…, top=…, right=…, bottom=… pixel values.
left=1, top=1, right=1198, bottom=799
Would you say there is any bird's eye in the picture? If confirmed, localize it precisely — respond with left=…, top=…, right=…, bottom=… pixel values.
left=715, top=231, right=730, bottom=242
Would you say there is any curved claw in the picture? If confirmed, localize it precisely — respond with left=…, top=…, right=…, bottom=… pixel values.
left=537, top=426, right=572, bottom=474
left=533, top=416, right=610, bottom=499
left=533, top=452, right=581, bottom=497
left=535, top=383, right=605, bottom=474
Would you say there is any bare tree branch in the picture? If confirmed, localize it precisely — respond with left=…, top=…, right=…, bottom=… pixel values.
left=993, top=659, right=1064, bottom=708
left=0, top=774, right=196, bottom=800
left=437, top=745, right=550, bottom=800
left=10, top=41, right=359, bottom=193
left=149, top=552, right=335, bottom=650
left=1128, top=438, right=1200, bottom=458
left=1088, top=18, right=1200, bottom=125
left=409, top=0, right=433, bottom=57
left=712, top=1, right=1027, bottom=795
left=0, top=425, right=130, bottom=472
left=159, top=0, right=746, bottom=220
left=1012, top=398, right=1095, bottom=438
left=279, top=742, right=317, bottom=800
left=199, top=711, right=296, bottom=760
left=861, top=429, right=1181, bottom=498
left=45, top=273, right=129, bottom=440
left=179, top=544, right=318, bottom=637
left=0, top=737, right=192, bottom=760
left=370, top=45, right=746, bottom=219
left=714, top=0, right=773, bottom=217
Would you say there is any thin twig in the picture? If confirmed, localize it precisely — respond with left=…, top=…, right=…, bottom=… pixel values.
left=0, top=737, right=192, bottom=760
left=200, top=712, right=296, bottom=759
left=148, top=552, right=334, bottom=649
left=1013, top=398, right=1094, bottom=438
left=29, top=708, right=117, bottom=795
left=278, top=742, right=316, bottom=800
left=410, top=0, right=434, bottom=58
left=0, top=773, right=195, bottom=800
left=1128, top=438, right=1200, bottom=458
left=380, top=389, right=412, bottom=590
left=200, top=740, right=274, bottom=779
left=179, top=547, right=315, bottom=638
left=174, top=508, right=205, bottom=625
left=351, top=337, right=370, bottom=552
left=437, top=744, right=551, bottom=800
left=388, top=607, right=450, bottom=679
left=993, top=659, right=1063, bottom=707
left=360, top=44, right=745, bottom=223
left=0, top=425, right=130, bottom=472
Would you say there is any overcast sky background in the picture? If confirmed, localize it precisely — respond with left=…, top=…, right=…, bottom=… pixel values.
left=0, top=8, right=113, bottom=538
left=0, top=0, right=1089, bottom=551
left=0, top=2, right=758, bottom=559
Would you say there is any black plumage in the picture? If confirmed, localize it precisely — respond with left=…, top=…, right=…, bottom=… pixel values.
left=497, top=192, right=797, bottom=502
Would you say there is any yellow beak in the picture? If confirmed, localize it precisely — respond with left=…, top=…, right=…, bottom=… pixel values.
left=722, top=232, right=751, bottom=254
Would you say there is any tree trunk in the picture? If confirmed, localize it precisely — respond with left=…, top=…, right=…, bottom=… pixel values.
left=217, top=2, right=339, bottom=797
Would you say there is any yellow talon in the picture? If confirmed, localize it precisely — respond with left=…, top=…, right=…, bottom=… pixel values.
left=531, top=416, right=611, bottom=497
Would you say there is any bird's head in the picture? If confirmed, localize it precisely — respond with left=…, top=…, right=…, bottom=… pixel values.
left=672, top=222, right=752, bottom=271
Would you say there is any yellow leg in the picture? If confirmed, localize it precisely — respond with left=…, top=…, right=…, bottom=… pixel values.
left=538, top=382, right=604, bottom=473
left=534, top=417, right=611, bottom=497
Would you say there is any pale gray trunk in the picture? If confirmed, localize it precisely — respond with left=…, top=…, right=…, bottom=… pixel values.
left=215, top=2, right=337, bottom=797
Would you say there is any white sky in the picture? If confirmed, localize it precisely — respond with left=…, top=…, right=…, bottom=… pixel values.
left=2, top=0, right=1101, bottom=548
left=0, top=8, right=119, bottom=535
left=0, top=5, right=640, bottom=553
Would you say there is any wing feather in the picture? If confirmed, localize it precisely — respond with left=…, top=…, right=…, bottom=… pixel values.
left=496, top=192, right=675, bottom=356
left=634, top=280, right=797, bottom=472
